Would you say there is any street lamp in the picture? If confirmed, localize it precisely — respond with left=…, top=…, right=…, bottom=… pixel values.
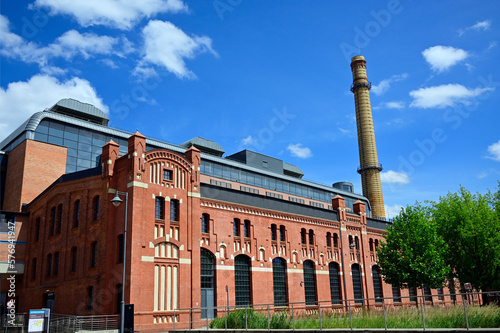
left=111, top=191, right=128, bottom=333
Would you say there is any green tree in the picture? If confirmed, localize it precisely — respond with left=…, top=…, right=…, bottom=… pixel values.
left=377, top=203, right=450, bottom=293
left=432, top=184, right=500, bottom=303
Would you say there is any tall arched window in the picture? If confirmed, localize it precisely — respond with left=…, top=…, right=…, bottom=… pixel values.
left=301, top=228, right=306, bottom=244
left=201, top=214, right=210, bottom=234
left=272, top=257, right=287, bottom=307
left=351, top=264, right=363, bottom=304
left=303, top=260, right=317, bottom=305
left=201, top=249, right=215, bottom=319
left=326, top=232, right=331, bottom=247
left=234, top=255, right=251, bottom=307
left=329, top=262, right=342, bottom=305
left=372, top=265, right=383, bottom=303
left=333, top=233, right=339, bottom=248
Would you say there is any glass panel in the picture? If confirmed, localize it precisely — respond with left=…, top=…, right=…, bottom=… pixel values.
left=329, top=263, right=342, bottom=305
left=273, top=258, right=287, bottom=307
left=352, top=264, right=364, bottom=304
left=303, top=260, right=317, bottom=305
left=34, top=133, right=48, bottom=142
left=372, top=266, right=383, bottom=303
left=235, top=255, right=251, bottom=307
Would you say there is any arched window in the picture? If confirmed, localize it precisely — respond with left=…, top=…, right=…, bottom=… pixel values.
left=329, top=262, right=342, bottom=305
left=272, top=257, right=287, bottom=307
left=392, top=285, right=401, bottom=303
left=326, top=232, right=331, bottom=247
left=354, top=236, right=359, bottom=250
left=279, top=225, right=286, bottom=242
left=201, top=249, right=215, bottom=319
left=155, top=197, right=165, bottom=220
left=93, top=196, right=100, bottom=221
left=233, top=219, right=240, bottom=237
left=244, top=220, right=251, bottom=238
left=234, top=255, right=251, bottom=307
left=369, top=238, right=374, bottom=251
left=372, top=265, right=383, bottom=303
left=301, top=228, right=306, bottom=244
left=303, top=260, right=317, bottom=305
left=348, top=235, right=353, bottom=247
left=351, top=264, right=363, bottom=304
left=374, top=239, right=379, bottom=250
left=271, top=224, right=277, bottom=241
left=308, top=229, right=314, bottom=245
left=333, top=233, right=338, bottom=248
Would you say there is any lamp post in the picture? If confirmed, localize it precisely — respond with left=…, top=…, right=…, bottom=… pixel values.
left=111, top=191, right=128, bottom=333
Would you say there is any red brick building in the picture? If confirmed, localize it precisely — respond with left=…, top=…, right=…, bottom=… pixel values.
left=0, top=99, right=458, bottom=332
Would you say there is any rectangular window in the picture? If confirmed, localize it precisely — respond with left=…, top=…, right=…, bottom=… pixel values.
left=170, top=199, right=179, bottom=222
left=46, top=253, right=53, bottom=277
left=88, top=286, right=94, bottom=311
left=266, top=191, right=283, bottom=200
left=35, top=218, right=41, bottom=241
left=240, top=186, right=259, bottom=194
left=289, top=196, right=305, bottom=204
left=91, top=242, right=97, bottom=268
left=56, top=204, right=63, bottom=234
left=54, top=252, right=59, bottom=276
left=163, top=169, right=173, bottom=181
left=155, top=197, right=164, bottom=220
left=201, top=214, right=209, bottom=234
left=210, top=179, right=232, bottom=189
left=93, top=196, right=100, bottom=221
left=244, top=220, right=250, bottom=238
left=309, top=201, right=325, bottom=208
left=118, top=234, right=124, bottom=264
left=309, top=229, right=314, bottom=245
left=71, top=247, right=77, bottom=272
left=233, top=219, right=240, bottom=237
left=392, top=285, right=401, bottom=303
left=271, top=224, right=277, bottom=241
left=301, top=229, right=306, bottom=245
left=32, top=258, right=37, bottom=280
left=74, top=200, right=80, bottom=228
left=50, top=207, right=56, bottom=236
left=437, top=288, right=444, bottom=301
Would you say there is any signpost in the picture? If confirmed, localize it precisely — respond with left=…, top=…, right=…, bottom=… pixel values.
left=27, top=309, right=50, bottom=333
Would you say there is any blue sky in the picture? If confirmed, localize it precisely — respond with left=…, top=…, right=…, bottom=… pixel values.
left=1, top=0, right=499, bottom=217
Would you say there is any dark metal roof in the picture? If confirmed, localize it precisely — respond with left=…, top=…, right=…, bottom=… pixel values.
left=180, top=137, right=225, bottom=157
left=48, top=98, right=109, bottom=125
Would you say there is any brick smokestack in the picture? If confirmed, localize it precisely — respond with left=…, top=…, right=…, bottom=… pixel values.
left=350, top=55, right=386, bottom=219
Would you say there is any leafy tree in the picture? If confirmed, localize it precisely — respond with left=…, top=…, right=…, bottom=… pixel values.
left=377, top=203, right=450, bottom=293
left=432, top=184, right=500, bottom=303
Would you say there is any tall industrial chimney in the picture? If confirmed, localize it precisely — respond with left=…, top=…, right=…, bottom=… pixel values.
left=350, top=55, right=386, bottom=219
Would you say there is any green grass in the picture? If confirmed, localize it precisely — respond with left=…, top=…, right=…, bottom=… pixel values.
left=208, top=304, right=500, bottom=329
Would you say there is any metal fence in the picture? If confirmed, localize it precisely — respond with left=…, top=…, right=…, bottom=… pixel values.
left=173, top=291, right=500, bottom=331
left=1, top=313, right=119, bottom=332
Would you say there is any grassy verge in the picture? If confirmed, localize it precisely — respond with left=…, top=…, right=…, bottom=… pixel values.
left=209, top=305, right=500, bottom=329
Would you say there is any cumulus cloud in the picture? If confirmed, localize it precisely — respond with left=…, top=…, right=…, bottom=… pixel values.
left=409, top=84, right=494, bottom=109
left=486, top=140, right=500, bottom=161
left=385, top=204, right=403, bottom=219
left=241, top=135, right=256, bottom=146
left=136, top=20, right=217, bottom=79
left=376, top=101, right=405, bottom=110
left=422, top=46, right=469, bottom=72
left=458, top=20, right=492, bottom=36
left=0, top=75, right=107, bottom=142
left=31, top=0, right=188, bottom=30
left=371, top=73, right=408, bottom=95
left=0, top=15, right=130, bottom=67
left=287, top=143, right=312, bottom=159
left=380, top=170, right=410, bottom=184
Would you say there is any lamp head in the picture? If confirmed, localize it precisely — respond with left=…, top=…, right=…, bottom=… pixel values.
left=111, top=193, right=123, bottom=207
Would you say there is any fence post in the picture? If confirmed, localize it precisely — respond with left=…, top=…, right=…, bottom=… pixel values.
left=245, top=307, right=248, bottom=330
left=224, top=306, right=227, bottom=330
left=319, top=303, right=322, bottom=330
left=292, top=304, right=295, bottom=331
left=349, top=302, right=353, bottom=330
left=463, top=299, right=470, bottom=330
left=382, top=299, right=387, bottom=330
left=420, top=297, right=426, bottom=330
left=267, top=306, right=270, bottom=331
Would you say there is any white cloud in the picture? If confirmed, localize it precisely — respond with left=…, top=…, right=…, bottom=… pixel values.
left=378, top=101, right=405, bottom=109
left=338, top=128, right=351, bottom=135
left=380, top=170, right=410, bottom=184
left=371, top=73, right=408, bottom=95
left=241, top=135, right=256, bottom=146
left=422, top=46, right=469, bottom=72
left=136, top=20, right=217, bottom=79
left=486, top=140, right=500, bottom=161
left=409, top=84, right=494, bottom=109
left=31, top=0, right=188, bottom=30
left=287, top=143, right=312, bottom=159
left=458, top=20, right=492, bottom=36
left=100, top=59, right=119, bottom=69
left=385, top=204, right=403, bottom=219
left=0, top=75, right=107, bottom=142
left=0, top=15, right=129, bottom=66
